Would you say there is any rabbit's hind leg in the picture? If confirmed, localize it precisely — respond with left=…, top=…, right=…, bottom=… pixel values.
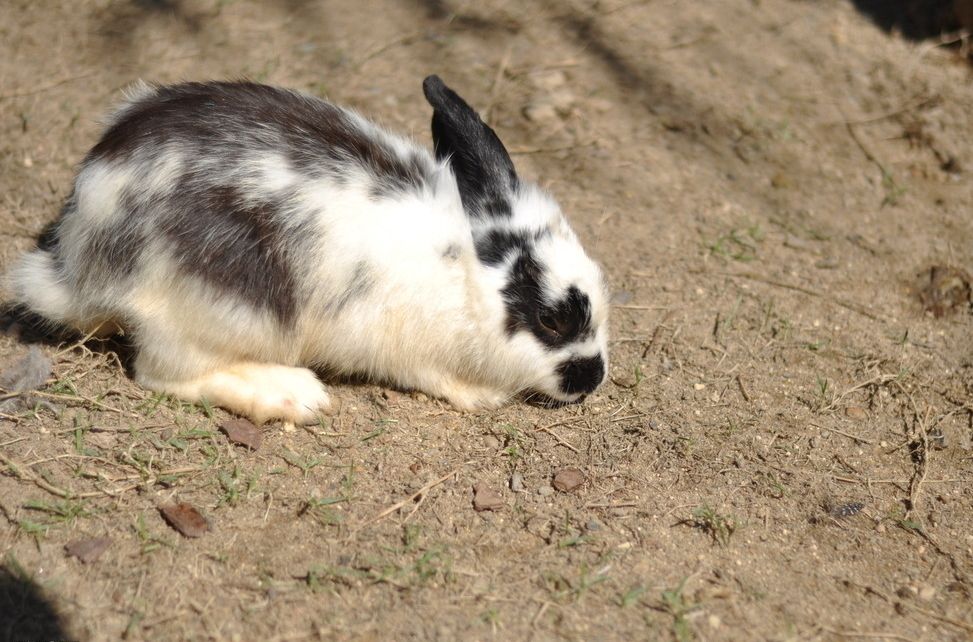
left=134, top=343, right=330, bottom=425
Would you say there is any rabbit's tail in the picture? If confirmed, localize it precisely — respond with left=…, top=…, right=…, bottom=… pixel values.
left=6, top=248, right=76, bottom=325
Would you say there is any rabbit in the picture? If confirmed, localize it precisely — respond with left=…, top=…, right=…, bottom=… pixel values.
left=6, top=76, right=609, bottom=424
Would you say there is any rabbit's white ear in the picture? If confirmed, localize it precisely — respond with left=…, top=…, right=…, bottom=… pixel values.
left=422, top=75, right=518, bottom=220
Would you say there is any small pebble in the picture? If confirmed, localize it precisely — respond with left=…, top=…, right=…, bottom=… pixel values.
left=472, top=483, right=504, bottom=512
left=918, top=584, right=937, bottom=602
left=770, top=172, right=792, bottom=189
left=65, top=537, right=112, bottom=564
left=159, top=502, right=210, bottom=538
left=845, top=406, right=867, bottom=420
left=829, top=502, right=865, bottom=518
left=585, top=520, right=601, bottom=532
left=523, top=102, right=559, bottom=123
left=552, top=467, right=584, bottom=493
left=783, top=234, right=813, bottom=251
left=220, top=418, right=263, bottom=450
left=548, top=89, right=576, bottom=114
left=482, top=435, right=501, bottom=450
left=510, top=473, right=525, bottom=493
left=589, top=97, right=613, bottom=113
left=531, top=70, right=567, bottom=90
left=611, top=290, right=633, bottom=305
left=537, top=485, right=554, bottom=497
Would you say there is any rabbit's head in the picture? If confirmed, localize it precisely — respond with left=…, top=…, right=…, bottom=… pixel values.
left=424, top=76, right=609, bottom=404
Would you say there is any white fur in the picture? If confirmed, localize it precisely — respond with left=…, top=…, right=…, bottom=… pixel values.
left=6, top=250, right=74, bottom=324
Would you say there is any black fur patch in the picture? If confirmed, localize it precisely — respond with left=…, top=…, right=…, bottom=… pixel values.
left=72, top=191, right=148, bottom=289
left=474, top=228, right=550, bottom=266
left=542, top=286, right=594, bottom=341
left=556, top=355, right=605, bottom=395
left=500, top=251, right=593, bottom=348
left=475, top=229, right=532, bottom=266
left=89, top=81, right=432, bottom=198
left=83, top=214, right=146, bottom=282
left=156, top=181, right=310, bottom=325
left=422, top=75, right=518, bottom=220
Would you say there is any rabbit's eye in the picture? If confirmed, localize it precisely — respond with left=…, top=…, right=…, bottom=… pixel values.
left=538, top=311, right=564, bottom=338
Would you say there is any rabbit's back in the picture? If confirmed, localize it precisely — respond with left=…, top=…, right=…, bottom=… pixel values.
left=47, top=82, right=442, bottom=329
left=93, top=82, right=432, bottom=192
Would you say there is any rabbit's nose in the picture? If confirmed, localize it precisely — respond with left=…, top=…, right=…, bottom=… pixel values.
left=556, top=355, right=605, bottom=396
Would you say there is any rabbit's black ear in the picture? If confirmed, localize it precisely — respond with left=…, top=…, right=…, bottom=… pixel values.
left=422, top=75, right=518, bottom=219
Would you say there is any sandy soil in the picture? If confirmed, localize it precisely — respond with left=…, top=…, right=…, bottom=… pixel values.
left=1, top=1, right=972, bottom=640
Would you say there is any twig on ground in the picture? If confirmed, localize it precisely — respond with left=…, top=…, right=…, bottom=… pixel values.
left=0, top=450, right=76, bottom=499
left=845, top=120, right=890, bottom=175
left=536, top=417, right=587, bottom=432
left=614, top=304, right=670, bottom=311
left=825, top=94, right=939, bottom=126
left=894, top=380, right=929, bottom=519
left=534, top=424, right=580, bottom=452
left=821, top=374, right=899, bottom=413
left=813, top=423, right=874, bottom=445
left=53, top=322, right=111, bottom=358
left=508, top=141, right=596, bottom=155
left=839, top=578, right=973, bottom=633
left=484, top=46, right=513, bottom=124
left=736, top=375, right=752, bottom=402
left=0, top=71, right=99, bottom=101
left=361, top=467, right=461, bottom=526
left=354, top=30, right=427, bottom=69
left=0, top=448, right=203, bottom=500
left=816, top=627, right=912, bottom=641
left=836, top=478, right=967, bottom=485
left=698, top=270, right=883, bottom=321
left=32, top=391, right=139, bottom=417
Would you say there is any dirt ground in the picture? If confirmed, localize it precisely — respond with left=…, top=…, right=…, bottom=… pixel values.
left=1, top=1, right=972, bottom=640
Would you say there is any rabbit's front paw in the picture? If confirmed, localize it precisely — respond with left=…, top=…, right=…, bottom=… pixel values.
left=240, top=365, right=332, bottom=424
left=140, top=363, right=331, bottom=425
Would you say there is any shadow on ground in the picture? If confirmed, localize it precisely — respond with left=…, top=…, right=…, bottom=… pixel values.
left=0, top=562, right=71, bottom=642
left=850, top=0, right=967, bottom=39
